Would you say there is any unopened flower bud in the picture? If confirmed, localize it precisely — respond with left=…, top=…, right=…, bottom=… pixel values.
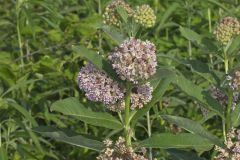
left=103, top=0, right=134, bottom=26
left=213, top=17, right=240, bottom=45
left=134, top=5, right=156, bottom=28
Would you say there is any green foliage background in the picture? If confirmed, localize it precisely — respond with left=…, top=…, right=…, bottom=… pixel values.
left=0, top=0, right=240, bottom=159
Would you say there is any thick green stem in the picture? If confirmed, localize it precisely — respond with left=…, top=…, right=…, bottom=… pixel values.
left=124, top=82, right=132, bottom=146
left=226, top=90, right=233, bottom=131
left=222, top=119, right=227, bottom=142
left=224, top=49, right=228, bottom=74
left=223, top=48, right=233, bottom=134
left=147, top=111, right=153, bottom=160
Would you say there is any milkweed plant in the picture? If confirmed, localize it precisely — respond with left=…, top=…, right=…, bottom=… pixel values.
left=35, top=0, right=240, bottom=159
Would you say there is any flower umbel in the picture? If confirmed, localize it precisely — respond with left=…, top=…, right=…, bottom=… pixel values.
left=134, top=5, right=156, bottom=28
left=209, top=86, right=228, bottom=107
left=97, top=137, right=147, bottom=160
left=78, top=63, right=124, bottom=109
left=131, top=83, right=153, bottom=110
left=103, top=0, right=134, bottom=27
left=109, top=38, right=157, bottom=83
left=213, top=16, right=240, bottom=45
left=215, top=128, right=240, bottom=160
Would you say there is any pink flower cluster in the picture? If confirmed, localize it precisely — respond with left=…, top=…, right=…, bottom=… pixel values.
left=78, top=63, right=124, bottom=106
left=109, top=38, right=157, bottom=84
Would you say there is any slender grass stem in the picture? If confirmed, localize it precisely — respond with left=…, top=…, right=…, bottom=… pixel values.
left=124, top=82, right=132, bottom=146
left=207, top=7, right=214, bottom=69
left=98, top=0, right=102, bottom=51
left=17, top=14, right=24, bottom=68
left=147, top=111, right=153, bottom=160
left=187, top=4, right=192, bottom=59
left=208, top=8, right=212, bottom=33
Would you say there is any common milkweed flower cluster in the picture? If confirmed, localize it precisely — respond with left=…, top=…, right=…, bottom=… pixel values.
left=103, top=0, right=156, bottom=28
left=215, top=128, right=240, bottom=160
left=97, top=137, right=147, bottom=160
left=213, top=16, right=240, bottom=45
left=77, top=63, right=125, bottom=111
left=109, top=38, right=157, bottom=84
left=78, top=0, right=157, bottom=159
left=78, top=38, right=156, bottom=112
left=210, top=86, right=228, bottom=107
left=227, top=69, right=240, bottom=91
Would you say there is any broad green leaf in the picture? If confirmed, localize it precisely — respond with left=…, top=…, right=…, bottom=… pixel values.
left=162, top=115, right=225, bottom=148
left=200, top=37, right=219, bottom=53
left=72, top=45, right=122, bottom=84
left=101, top=25, right=125, bottom=44
left=172, top=74, right=224, bottom=117
left=167, top=149, right=205, bottom=160
left=51, top=97, right=123, bottom=130
left=232, top=103, right=240, bottom=127
left=180, top=59, right=219, bottom=84
left=0, top=147, right=8, bottom=160
left=227, top=35, right=240, bottom=56
left=180, top=27, right=202, bottom=44
left=138, top=133, right=213, bottom=150
left=34, top=126, right=104, bottom=151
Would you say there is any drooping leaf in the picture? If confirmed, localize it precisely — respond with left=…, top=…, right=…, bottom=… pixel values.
left=8, top=100, right=38, bottom=127
left=180, top=27, right=202, bottom=44
left=72, top=45, right=122, bottom=84
left=227, top=35, right=240, bottom=56
left=180, top=59, right=219, bottom=84
left=101, top=25, right=125, bottom=44
left=162, top=115, right=225, bottom=148
left=132, top=75, right=173, bottom=126
left=137, top=133, right=213, bottom=151
left=232, top=103, right=240, bottom=127
left=172, top=74, right=224, bottom=117
left=34, top=126, right=104, bottom=151
left=51, top=97, right=123, bottom=130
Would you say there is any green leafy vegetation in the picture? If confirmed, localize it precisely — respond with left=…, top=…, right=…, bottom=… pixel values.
left=1, top=0, right=240, bottom=159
